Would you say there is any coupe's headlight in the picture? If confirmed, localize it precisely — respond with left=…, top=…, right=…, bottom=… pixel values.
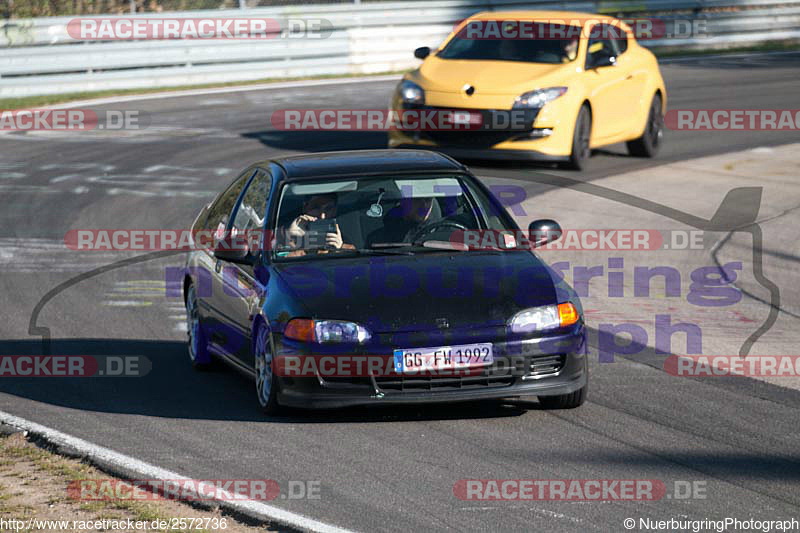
left=284, top=318, right=371, bottom=343
left=509, top=303, right=579, bottom=334
left=512, top=87, right=567, bottom=109
left=397, top=80, right=425, bottom=105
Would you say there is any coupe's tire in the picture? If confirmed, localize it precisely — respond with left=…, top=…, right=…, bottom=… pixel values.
left=185, top=284, right=212, bottom=370
left=563, top=105, right=592, bottom=171
left=254, top=325, right=282, bottom=415
left=627, top=93, right=664, bottom=158
left=538, top=383, right=587, bottom=409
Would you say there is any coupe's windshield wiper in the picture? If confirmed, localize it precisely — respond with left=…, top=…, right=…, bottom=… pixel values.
left=354, top=247, right=415, bottom=256
left=370, top=241, right=470, bottom=252
left=369, top=242, right=414, bottom=248
left=411, top=239, right=470, bottom=251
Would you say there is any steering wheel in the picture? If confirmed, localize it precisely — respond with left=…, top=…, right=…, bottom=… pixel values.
left=409, top=220, right=468, bottom=242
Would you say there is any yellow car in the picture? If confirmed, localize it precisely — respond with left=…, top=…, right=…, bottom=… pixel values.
left=388, top=11, right=666, bottom=170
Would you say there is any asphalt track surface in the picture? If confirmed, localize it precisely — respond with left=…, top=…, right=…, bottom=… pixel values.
left=1, top=52, right=800, bottom=532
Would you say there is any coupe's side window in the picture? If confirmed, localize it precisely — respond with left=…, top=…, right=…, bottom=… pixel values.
left=231, top=169, right=271, bottom=234
left=612, top=26, right=629, bottom=55
left=204, top=169, right=255, bottom=237
left=585, top=24, right=616, bottom=68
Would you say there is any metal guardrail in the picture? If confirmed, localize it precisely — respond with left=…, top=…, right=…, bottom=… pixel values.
left=1, top=0, right=799, bottom=97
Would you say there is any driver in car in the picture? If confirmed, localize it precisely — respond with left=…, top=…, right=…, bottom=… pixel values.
left=562, top=37, right=579, bottom=62
left=371, top=196, right=436, bottom=244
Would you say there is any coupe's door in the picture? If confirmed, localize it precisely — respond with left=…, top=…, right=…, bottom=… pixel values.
left=583, top=23, right=630, bottom=141
left=609, top=30, right=649, bottom=136
left=213, top=168, right=271, bottom=368
left=201, top=167, right=256, bottom=356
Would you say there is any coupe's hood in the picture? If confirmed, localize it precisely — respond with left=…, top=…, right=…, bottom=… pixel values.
left=416, top=57, right=572, bottom=96
left=274, top=251, right=559, bottom=333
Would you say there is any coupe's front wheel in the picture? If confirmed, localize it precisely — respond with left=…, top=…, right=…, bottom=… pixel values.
left=563, top=105, right=592, bottom=171
left=538, top=384, right=587, bottom=409
left=627, top=93, right=663, bottom=158
left=254, top=326, right=282, bottom=414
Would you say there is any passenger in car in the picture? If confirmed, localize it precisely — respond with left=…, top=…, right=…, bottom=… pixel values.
left=280, top=193, right=354, bottom=256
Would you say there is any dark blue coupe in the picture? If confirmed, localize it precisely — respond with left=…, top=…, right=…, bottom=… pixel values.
left=183, top=149, right=587, bottom=413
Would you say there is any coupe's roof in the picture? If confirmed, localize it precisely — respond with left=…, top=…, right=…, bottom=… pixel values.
left=466, top=11, right=620, bottom=24
left=268, top=149, right=465, bottom=180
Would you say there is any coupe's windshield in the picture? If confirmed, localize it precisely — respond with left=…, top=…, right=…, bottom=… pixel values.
left=439, top=22, right=582, bottom=64
left=273, top=174, right=515, bottom=260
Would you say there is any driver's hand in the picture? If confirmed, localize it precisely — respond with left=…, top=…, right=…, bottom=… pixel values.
left=325, top=224, right=343, bottom=249
left=286, top=214, right=316, bottom=246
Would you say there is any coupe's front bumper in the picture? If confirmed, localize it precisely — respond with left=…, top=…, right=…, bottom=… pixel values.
left=392, top=143, right=570, bottom=163
left=386, top=100, right=576, bottom=162
left=274, top=326, right=587, bottom=409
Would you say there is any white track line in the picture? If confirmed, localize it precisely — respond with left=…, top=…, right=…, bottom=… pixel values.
left=45, top=74, right=401, bottom=110
left=0, top=410, right=354, bottom=533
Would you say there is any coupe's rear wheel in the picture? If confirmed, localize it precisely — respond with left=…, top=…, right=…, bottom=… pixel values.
left=185, top=284, right=212, bottom=370
left=564, top=105, right=592, bottom=171
left=255, top=326, right=282, bottom=414
left=627, top=93, right=663, bottom=158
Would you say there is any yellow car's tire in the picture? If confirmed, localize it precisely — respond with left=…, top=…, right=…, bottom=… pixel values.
left=563, top=105, right=591, bottom=171
left=627, top=94, right=664, bottom=158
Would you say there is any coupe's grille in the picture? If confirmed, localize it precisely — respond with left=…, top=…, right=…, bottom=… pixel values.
left=402, top=105, right=540, bottom=148
left=422, top=130, right=527, bottom=148
left=375, top=368, right=512, bottom=392
left=324, top=354, right=567, bottom=391
left=528, top=354, right=566, bottom=377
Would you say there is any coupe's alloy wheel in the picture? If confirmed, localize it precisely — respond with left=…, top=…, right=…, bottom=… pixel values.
left=577, top=112, right=591, bottom=161
left=186, top=285, right=200, bottom=363
left=647, top=97, right=664, bottom=149
left=626, top=94, right=663, bottom=158
left=185, top=283, right=211, bottom=369
left=255, top=326, right=280, bottom=413
left=564, top=105, right=592, bottom=170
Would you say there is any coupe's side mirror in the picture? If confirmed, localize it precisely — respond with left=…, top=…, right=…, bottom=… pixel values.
left=414, top=46, right=431, bottom=60
left=213, top=233, right=253, bottom=264
left=528, top=219, right=562, bottom=248
left=590, top=53, right=616, bottom=69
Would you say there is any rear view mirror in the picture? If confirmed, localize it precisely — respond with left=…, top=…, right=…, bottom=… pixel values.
left=590, top=53, right=616, bottom=69
left=213, top=233, right=253, bottom=264
left=528, top=219, right=562, bottom=248
left=414, top=46, right=431, bottom=60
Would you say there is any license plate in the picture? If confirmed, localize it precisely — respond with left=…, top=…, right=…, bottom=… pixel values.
left=393, top=343, right=493, bottom=373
